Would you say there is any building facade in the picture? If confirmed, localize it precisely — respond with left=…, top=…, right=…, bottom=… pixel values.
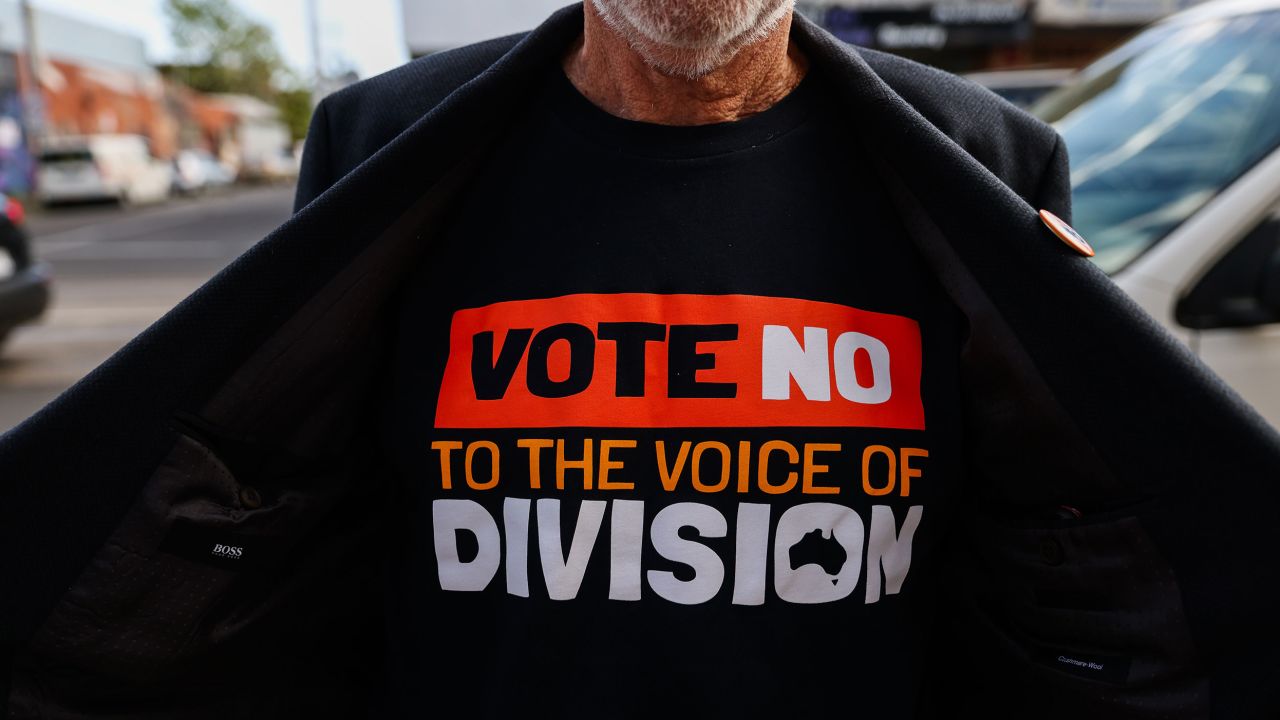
left=401, top=0, right=1210, bottom=72
left=0, top=1, right=168, bottom=193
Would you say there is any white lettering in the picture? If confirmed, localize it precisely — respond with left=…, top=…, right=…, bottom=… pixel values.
left=833, top=331, right=893, bottom=404
left=648, top=503, right=727, bottom=605
left=503, top=497, right=531, bottom=597
left=864, top=505, right=923, bottom=604
left=731, top=502, right=771, bottom=606
left=211, top=543, right=243, bottom=558
left=537, top=499, right=606, bottom=601
left=773, top=502, right=865, bottom=604
left=433, top=499, right=501, bottom=592
left=761, top=325, right=830, bottom=401
left=609, top=500, right=645, bottom=601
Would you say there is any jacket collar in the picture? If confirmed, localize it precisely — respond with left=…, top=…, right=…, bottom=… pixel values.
left=312, top=3, right=1070, bottom=319
left=302, top=1, right=1045, bottom=254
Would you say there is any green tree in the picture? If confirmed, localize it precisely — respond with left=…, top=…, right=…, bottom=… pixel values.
left=165, top=0, right=285, bottom=97
left=164, top=0, right=313, bottom=139
left=274, top=84, right=314, bottom=142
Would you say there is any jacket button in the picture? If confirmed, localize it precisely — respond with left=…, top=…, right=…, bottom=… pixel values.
left=1039, top=537, right=1065, bottom=566
left=1039, top=209, right=1095, bottom=257
left=239, top=485, right=263, bottom=509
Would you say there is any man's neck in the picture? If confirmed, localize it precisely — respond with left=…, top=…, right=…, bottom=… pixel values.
left=562, top=2, right=808, bottom=126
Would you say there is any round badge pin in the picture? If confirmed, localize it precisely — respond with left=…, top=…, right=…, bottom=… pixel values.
left=1039, top=209, right=1094, bottom=257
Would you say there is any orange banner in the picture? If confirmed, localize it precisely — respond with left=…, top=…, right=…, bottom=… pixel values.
left=434, top=293, right=924, bottom=429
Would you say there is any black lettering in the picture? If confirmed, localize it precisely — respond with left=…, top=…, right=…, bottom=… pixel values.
left=668, top=324, right=737, bottom=398
left=472, top=328, right=533, bottom=400
left=598, top=322, right=666, bottom=397
left=527, top=323, right=595, bottom=398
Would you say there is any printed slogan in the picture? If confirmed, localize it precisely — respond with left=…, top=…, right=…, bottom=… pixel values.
left=425, top=293, right=935, bottom=608
left=435, top=293, right=925, bottom=428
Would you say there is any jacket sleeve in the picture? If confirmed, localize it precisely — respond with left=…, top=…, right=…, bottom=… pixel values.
left=922, top=117, right=1280, bottom=718
left=292, top=97, right=333, bottom=214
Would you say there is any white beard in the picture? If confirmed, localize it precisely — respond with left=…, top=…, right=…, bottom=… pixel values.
left=591, top=0, right=796, bottom=80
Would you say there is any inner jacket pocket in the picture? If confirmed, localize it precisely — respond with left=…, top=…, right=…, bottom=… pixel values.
left=956, top=507, right=1210, bottom=719
left=8, top=423, right=376, bottom=716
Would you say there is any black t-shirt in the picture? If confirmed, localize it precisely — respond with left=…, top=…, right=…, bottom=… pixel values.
left=376, top=64, right=966, bottom=716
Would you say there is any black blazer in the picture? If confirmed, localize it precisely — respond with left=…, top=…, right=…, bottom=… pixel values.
left=4, top=4, right=1278, bottom=717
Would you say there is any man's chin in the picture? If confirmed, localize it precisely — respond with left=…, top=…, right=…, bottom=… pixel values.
left=597, top=11, right=774, bottom=80
left=628, top=39, right=739, bottom=80
left=591, top=0, right=796, bottom=80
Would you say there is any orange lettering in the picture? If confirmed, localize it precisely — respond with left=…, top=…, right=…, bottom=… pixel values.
left=430, top=440, right=463, bottom=490
left=802, top=443, right=841, bottom=494
left=692, top=441, right=731, bottom=493
left=759, top=440, right=799, bottom=494
left=862, top=444, right=896, bottom=496
left=656, top=440, right=691, bottom=492
left=598, top=440, right=636, bottom=490
left=517, top=438, right=553, bottom=489
left=464, top=441, right=500, bottom=490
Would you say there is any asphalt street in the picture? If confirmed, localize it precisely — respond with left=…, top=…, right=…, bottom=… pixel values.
left=0, top=185, right=296, bottom=433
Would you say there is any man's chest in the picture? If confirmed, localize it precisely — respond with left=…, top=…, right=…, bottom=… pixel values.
left=378, top=109, right=968, bottom=606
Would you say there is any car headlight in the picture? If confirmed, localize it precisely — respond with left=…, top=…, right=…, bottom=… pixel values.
left=0, top=247, right=13, bottom=280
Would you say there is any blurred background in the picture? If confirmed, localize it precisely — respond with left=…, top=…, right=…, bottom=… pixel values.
left=1, top=0, right=1278, bottom=433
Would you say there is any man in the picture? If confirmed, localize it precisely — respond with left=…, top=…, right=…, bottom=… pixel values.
left=3, top=1, right=1278, bottom=718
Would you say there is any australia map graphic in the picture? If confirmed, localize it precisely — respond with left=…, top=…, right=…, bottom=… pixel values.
left=789, top=528, right=848, bottom=581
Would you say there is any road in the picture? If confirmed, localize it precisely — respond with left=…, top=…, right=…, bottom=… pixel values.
left=0, top=186, right=296, bottom=433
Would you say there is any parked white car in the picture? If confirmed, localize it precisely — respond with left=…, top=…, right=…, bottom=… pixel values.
left=171, top=149, right=236, bottom=195
left=1032, top=0, right=1280, bottom=426
left=37, top=134, right=172, bottom=207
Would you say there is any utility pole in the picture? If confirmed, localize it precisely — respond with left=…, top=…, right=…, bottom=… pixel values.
left=307, top=0, right=324, bottom=106
left=17, top=0, right=43, bottom=193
